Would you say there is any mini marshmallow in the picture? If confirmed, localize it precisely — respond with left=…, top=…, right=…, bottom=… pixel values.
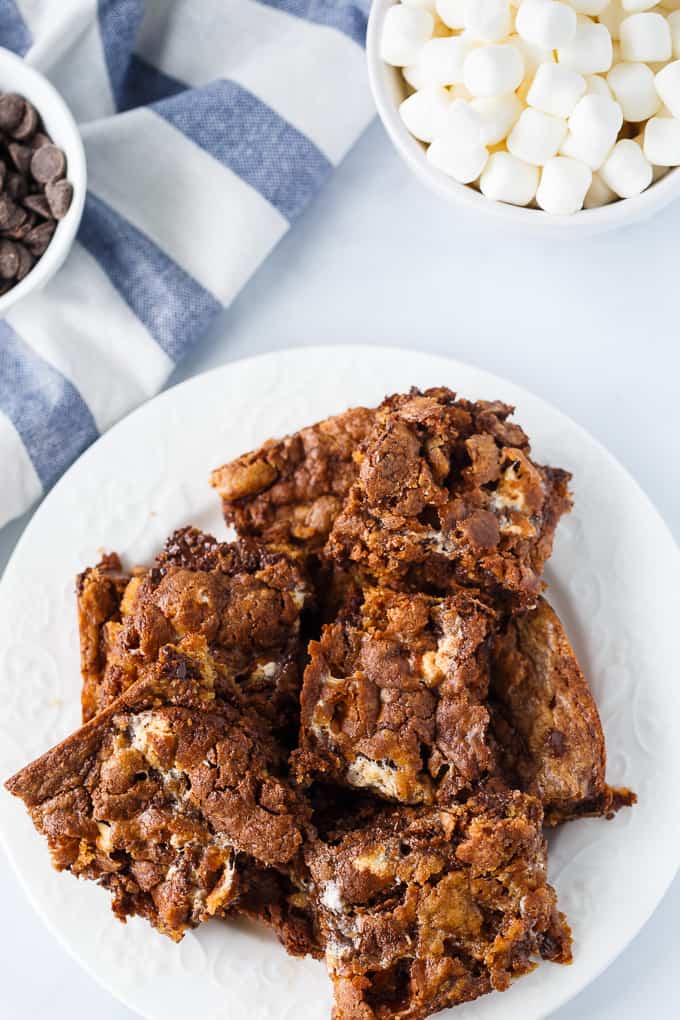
left=516, top=1, right=577, bottom=51
left=583, top=171, right=617, bottom=206
left=440, top=98, right=487, bottom=147
left=585, top=74, right=614, bottom=97
left=402, top=0, right=437, bottom=9
left=620, top=0, right=658, bottom=11
left=561, top=93, right=623, bottom=168
left=620, top=13, right=672, bottom=63
left=512, top=34, right=556, bottom=77
left=655, top=60, right=680, bottom=118
left=463, top=43, right=524, bottom=96
left=536, top=156, right=592, bottom=212
left=471, top=93, right=524, bottom=143
left=558, top=19, right=613, bottom=75
left=463, top=0, right=511, bottom=41
left=399, top=87, right=452, bottom=141
left=403, top=60, right=430, bottom=90
left=607, top=61, right=661, bottom=120
left=599, top=2, right=627, bottom=40
left=480, top=150, right=540, bottom=203
left=427, top=135, right=489, bottom=181
left=508, top=107, right=568, bottom=164
left=644, top=114, right=680, bottom=163
left=435, top=0, right=466, bottom=28
left=669, top=11, right=680, bottom=58
left=570, top=0, right=610, bottom=13
left=528, top=62, right=586, bottom=118
left=381, top=5, right=434, bottom=66
left=600, top=138, right=653, bottom=194
left=416, top=35, right=472, bottom=85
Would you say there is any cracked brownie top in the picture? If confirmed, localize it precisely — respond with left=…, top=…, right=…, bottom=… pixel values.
left=489, top=597, right=636, bottom=825
left=77, top=527, right=312, bottom=737
left=326, top=388, right=572, bottom=607
left=295, top=586, right=496, bottom=806
left=6, top=634, right=312, bottom=942
left=210, top=405, right=376, bottom=552
left=306, top=781, right=572, bottom=1020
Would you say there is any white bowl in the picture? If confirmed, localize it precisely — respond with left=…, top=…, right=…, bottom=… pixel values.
left=367, top=0, right=680, bottom=237
left=0, top=47, right=86, bottom=314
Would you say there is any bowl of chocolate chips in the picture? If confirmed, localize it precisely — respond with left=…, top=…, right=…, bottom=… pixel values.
left=0, top=47, right=86, bottom=314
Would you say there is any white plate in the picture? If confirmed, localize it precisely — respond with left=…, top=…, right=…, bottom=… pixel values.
left=1, top=346, right=678, bottom=1020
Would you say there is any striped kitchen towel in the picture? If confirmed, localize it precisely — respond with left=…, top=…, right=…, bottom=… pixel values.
left=0, top=0, right=374, bottom=529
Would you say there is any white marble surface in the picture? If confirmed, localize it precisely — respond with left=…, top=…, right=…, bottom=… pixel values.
left=0, top=119, right=678, bottom=1019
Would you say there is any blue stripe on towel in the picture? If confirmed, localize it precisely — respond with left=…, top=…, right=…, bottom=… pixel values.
left=153, top=80, right=333, bottom=223
left=256, top=0, right=367, bottom=46
left=98, top=0, right=145, bottom=108
left=119, top=55, right=187, bottom=112
left=0, top=0, right=32, bottom=56
left=78, top=192, right=221, bottom=363
left=0, top=321, right=98, bottom=489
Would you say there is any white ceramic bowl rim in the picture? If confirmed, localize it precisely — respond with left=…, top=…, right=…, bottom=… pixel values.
left=366, top=0, right=680, bottom=232
left=0, top=47, right=86, bottom=314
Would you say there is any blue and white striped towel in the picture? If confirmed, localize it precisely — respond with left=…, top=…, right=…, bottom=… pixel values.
left=0, top=0, right=374, bottom=529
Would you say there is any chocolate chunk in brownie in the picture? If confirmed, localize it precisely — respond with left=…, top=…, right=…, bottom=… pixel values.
left=306, top=781, right=572, bottom=1020
left=78, top=528, right=312, bottom=740
left=294, top=586, right=496, bottom=806
left=210, top=405, right=376, bottom=552
left=5, top=634, right=312, bottom=942
left=326, top=388, right=572, bottom=608
left=490, top=597, right=635, bottom=825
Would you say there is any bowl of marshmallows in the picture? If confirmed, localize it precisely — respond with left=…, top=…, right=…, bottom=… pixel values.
left=367, top=0, right=680, bottom=232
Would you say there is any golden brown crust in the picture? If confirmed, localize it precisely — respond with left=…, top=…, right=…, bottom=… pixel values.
left=210, top=406, right=377, bottom=552
left=295, top=587, right=496, bottom=806
left=306, top=781, right=572, bottom=1020
left=76, top=553, right=132, bottom=723
left=489, top=598, right=635, bottom=824
left=326, top=389, right=572, bottom=609
left=5, top=635, right=312, bottom=942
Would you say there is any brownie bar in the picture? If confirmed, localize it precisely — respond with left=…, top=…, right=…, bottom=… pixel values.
left=326, top=388, right=572, bottom=608
left=5, top=634, right=312, bottom=942
left=210, top=405, right=376, bottom=552
left=295, top=587, right=496, bottom=805
left=77, top=528, right=312, bottom=740
left=490, top=597, right=635, bottom=825
left=306, top=781, right=572, bottom=1020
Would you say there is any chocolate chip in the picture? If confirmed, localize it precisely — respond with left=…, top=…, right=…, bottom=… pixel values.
left=7, top=171, right=27, bottom=200
left=8, top=142, right=32, bottom=175
left=0, top=239, right=19, bottom=279
left=30, top=143, right=65, bottom=184
left=0, top=193, right=18, bottom=227
left=1, top=211, right=34, bottom=240
left=45, top=178, right=73, bottom=219
left=15, top=243, right=34, bottom=281
left=24, top=220, right=55, bottom=255
left=12, top=100, right=39, bottom=141
left=0, top=94, right=25, bottom=133
left=30, top=132, right=50, bottom=152
left=22, top=193, right=51, bottom=219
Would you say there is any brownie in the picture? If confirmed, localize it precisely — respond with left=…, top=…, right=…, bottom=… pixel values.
left=77, top=528, right=312, bottom=739
left=5, top=634, right=312, bottom=942
left=326, top=388, right=572, bottom=608
left=210, top=405, right=376, bottom=552
left=229, top=859, right=323, bottom=959
left=490, top=597, right=636, bottom=825
left=295, top=587, right=496, bottom=805
left=306, top=781, right=572, bottom=1020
